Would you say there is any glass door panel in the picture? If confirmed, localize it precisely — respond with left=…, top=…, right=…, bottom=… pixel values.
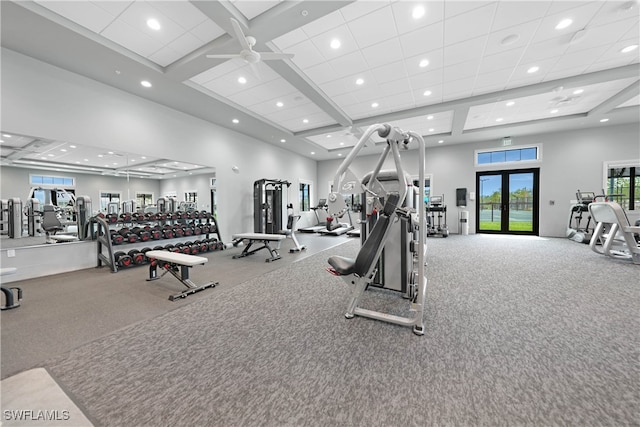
left=478, top=174, right=502, bottom=232
left=508, top=172, right=534, bottom=233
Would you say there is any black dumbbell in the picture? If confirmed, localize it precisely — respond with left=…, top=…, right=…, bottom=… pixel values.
left=114, top=251, right=133, bottom=268
left=110, top=230, right=124, bottom=245
left=128, top=249, right=146, bottom=265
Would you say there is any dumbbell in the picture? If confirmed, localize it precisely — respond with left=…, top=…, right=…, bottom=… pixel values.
left=192, top=224, right=202, bottom=236
left=182, top=226, right=193, bottom=237
left=106, top=213, right=119, bottom=224
left=156, top=212, right=167, bottom=221
left=131, top=227, right=150, bottom=242
left=195, top=240, right=208, bottom=253
left=149, top=226, right=161, bottom=240
left=119, top=212, right=132, bottom=222
left=145, top=212, right=157, bottom=221
left=118, top=228, right=139, bottom=244
left=162, top=226, right=174, bottom=239
left=114, top=251, right=133, bottom=268
left=173, top=227, right=184, bottom=238
left=110, top=230, right=124, bottom=245
left=207, top=239, right=219, bottom=251
left=201, top=223, right=211, bottom=234
left=128, top=249, right=146, bottom=265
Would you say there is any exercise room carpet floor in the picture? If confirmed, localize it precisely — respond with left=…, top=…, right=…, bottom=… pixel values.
left=4, top=235, right=639, bottom=426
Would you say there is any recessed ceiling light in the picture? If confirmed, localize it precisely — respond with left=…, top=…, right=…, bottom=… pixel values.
left=506, top=101, right=515, bottom=107
left=280, top=139, right=286, bottom=143
left=427, top=115, right=433, bottom=120
left=276, top=101, right=284, bottom=107
left=141, top=156, right=146, bottom=159
left=108, top=151, right=114, bottom=154
left=573, top=89, right=584, bottom=95
left=60, top=148, right=67, bottom=152
left=98, top=154, right=103, bottom=158
left=550, top=109, right=559, bottom=114
left=69, top=145, right=76, bottom=148
left=84, top=158, right=89, bottom=162
left=147, top=18, right=161, bottom=31
left=338, top=153, right=343, bottom=157
left=412, top=5, right=425, bottom=19
left=419, top=59, right=429, bottom=68
left=600, top=118, right=610, bottom=122
left=75, top=161, right=81, bottom=164
left=555, top=18, right=573, bottom=30
left=621, top=44, right=638, bottom=53
left=423, top=90, right=432, bottom=96
left=310, top=151, right=315, bottom=155
left=47, top=153, right=54, bottom=157
left=131, top=159, right=136, bottom=162
left=326, top=135, right=332, bottom=138
left=501, top=34, right=519, bottom=46
left=438, top=140, right=444, bottom=144
left=303, top=119, right=309, bottom=123
left=238, top=76, right=247, bottom=84
left=496, top=118, right=504, bottom=122
left=330, top=39, right=341, bottom=49
left=429, top=128, right=434, bottom=132
left=355, top=78, right=364, bottom=85
left=339, top=142, right=344, bottom=146
left=41, top=157, right=47, bottom=160
left=2, top=134, right=11, bottom=138
left=141, top=80, right=152, bottom=88
left=527, top=66, right=539, bottom=74
left=232, top=118, right=239, bottom=124
left=371, top=102, right=379, bottom=108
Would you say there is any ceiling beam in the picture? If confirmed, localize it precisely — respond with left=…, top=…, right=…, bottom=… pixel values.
left=588, top=80, right=640, bottom=117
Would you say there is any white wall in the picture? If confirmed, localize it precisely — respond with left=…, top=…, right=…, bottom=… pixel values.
left=318, top=123, right=640, bottom=237
left=1, top=48, right=317, bottom=242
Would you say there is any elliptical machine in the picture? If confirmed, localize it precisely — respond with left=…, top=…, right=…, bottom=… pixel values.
left=566, top=190, right=595, bottom=243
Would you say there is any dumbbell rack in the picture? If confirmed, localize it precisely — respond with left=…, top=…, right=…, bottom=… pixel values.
left=89, top=211, right=223, bottom=273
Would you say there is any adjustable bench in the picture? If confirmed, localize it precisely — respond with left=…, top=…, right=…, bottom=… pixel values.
left=144, top=250, right=217, bottom=301
left=231, top=233, right=286, bottom=262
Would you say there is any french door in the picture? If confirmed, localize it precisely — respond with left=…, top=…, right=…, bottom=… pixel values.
left=476, top=168, right=539, bottom=235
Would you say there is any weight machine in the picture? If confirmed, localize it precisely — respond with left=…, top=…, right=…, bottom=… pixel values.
left=426, top=195, right=449, bottom=237
left=254, top=179, right=290, bottom=234
left=326, top=123, right=427, bottom=335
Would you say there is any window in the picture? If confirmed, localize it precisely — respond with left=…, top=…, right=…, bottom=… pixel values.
left=476, top=146, right=539, bottom=166
left=299, top=182, right=311, bottom=211
left=607, top=167, right=639, bottom=210
left=185, top=192, right=198, bottom=203
left=136, top=192, right=153, bottom=210
left=100, top=192, right=120, bottom=213
left=30, top=174, right=75, bottom=187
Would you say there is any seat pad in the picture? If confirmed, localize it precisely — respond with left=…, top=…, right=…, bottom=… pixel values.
left=327, top=255, right=356, bottom=275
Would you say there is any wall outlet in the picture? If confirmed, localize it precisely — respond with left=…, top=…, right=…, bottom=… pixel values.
left=549, top=200, right=555, bottom=206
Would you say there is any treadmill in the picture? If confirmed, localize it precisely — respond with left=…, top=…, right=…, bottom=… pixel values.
left=298, top=199, right=329, bottom=233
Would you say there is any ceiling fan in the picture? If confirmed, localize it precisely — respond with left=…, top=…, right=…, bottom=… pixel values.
left=206, top=18, right=294, bottom=66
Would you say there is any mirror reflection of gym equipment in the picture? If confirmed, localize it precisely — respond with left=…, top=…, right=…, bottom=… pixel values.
left=566, top=190, right=596, bottom=244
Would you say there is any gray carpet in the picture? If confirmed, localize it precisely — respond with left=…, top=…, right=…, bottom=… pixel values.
left=44, top=235, right=638, bottom=426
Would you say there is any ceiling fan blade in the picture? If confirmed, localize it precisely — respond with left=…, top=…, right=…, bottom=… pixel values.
left=229, top=18, right=251, bottom=51
left=258, top=52, right=295, bottom=61
left=206, top=54, right=242, bottom=59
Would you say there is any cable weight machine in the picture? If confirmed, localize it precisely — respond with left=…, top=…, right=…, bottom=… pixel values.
left=254, top=179, right=291, bottom=234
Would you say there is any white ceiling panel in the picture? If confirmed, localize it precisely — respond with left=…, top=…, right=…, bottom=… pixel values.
left=34, top=1, right=120, bottom=33
left=347, top=5, right=396, bottom=49
left=491, top=1, right=549, bottom=31
left=10, top=0, right=638, bottom=160
left=398, top=22, right=444, bottom=58
left=443, top=3, right=497, bottom=46
left=391, top=1, right=445, bottom=35
left=484, top=19, right=540, bottom=57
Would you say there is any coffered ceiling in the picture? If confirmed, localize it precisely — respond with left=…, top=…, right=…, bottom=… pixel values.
left=1, top=0, right=639, bottom=165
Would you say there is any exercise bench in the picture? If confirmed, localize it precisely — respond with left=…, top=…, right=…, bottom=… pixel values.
left=144, top=250, right=218, bottom=301
left=231, top=233, right=286, bottom=262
